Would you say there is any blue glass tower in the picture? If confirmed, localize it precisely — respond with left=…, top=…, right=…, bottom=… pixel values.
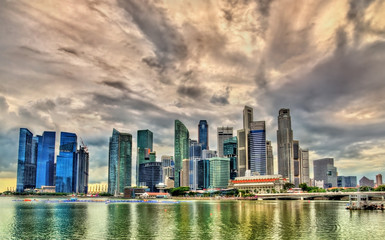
left=36, top=131, right=56, bottom=188
left=223, top=136, right=237, bottom=179
left=197, top=159, right=210, bottom=189
left=189, top=140, right=202, bottom=190
left=198, top=120, right=209, bottom=150
left=249, top=121, right=266, bottom=175
left=16, top=128, right=34, bottom=192
left=56, top=132, right=77, bottom=193
left=137, top=129, right=153, bottom=185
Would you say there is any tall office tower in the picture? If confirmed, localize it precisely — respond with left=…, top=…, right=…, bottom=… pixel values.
left=189, top=140, right=202, bottom=190
left=139, top=162, right=162, bottom=192
left=137, top=129, right=153, bottom=185
left=161, top=155, right=174, bottom=184
left=108, top=129, right=132, bottom=195
left=376, top=174, right=383, bottom=186
left=202, top=149, right=217, bottom=159
left=313, top=158, right=338, bottom=189
left=237, top=106, right=254, bottom=177
left=249, top=121, right=266, bottom=175
left=277, top=108, right=294, bottom=182
left=224, top=136, right=237, bottom=180
left=359, top=176, right=375, bottom=188
left=76, top=145, right=89, bottom=194
left=209, top=157, right=230, bottom=189
left=55, top=132, right=77, bottom=193
left=266, top=141, right=274, bottom=175
left=337, top=176, right=357, bottom=187
left=16, top=128, right=35, bottom=192
left=181, top=159, right=190, bottom=187
left=293, top=140, right=300, bottom=187
left=300, top=149, right=310, bottom=185
left=174, top=120, right=189, bottom=188
left=198, top=120, right=209, bottom=150
left=198, top=159, right=210, bottom=189
left=36, top=131, right=56, bottom=188
left=217, top=127, right=233, bottom=157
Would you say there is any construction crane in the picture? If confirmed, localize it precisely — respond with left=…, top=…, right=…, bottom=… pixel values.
left=80, top=137, right=88, bottom=152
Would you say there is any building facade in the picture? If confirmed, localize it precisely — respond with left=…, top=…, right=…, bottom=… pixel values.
left=376, top=174, right=383, bottom=186
left=224, top=136, right=237, bottom=180
left=249, top=121, right=266, bottom=176
left=313, top=158, right=338, bottom=189
left=237, top=106, right=253, bottom=177
left=161, top=155, right=174, bottom=185
left=277, top=108, right=294, bottom=183
left=229, top=175, right=286, bottom=193
left=198, top=120, right=209, bottom=150
left=197, top=159, right=210, bottom=189
left=36, top=131, right=56, bottom=188
left=56, top=132, right=77, bottom=193
left=189, top=140, right=202, bottom=190
left=217, top=127, right=233, bottom=157
left=359, top=176, right=375, bottom=188
left=76, top=145, right=89, bottom=194
left=108, top=129, right=132, bottom=195
left=16, top=128, right=35, bottom=192
left=139, top=162, right=162, bottom=192
left=181, top=159, right=190, bottom=187
left=209, top=157, right=230, bottom=189
left=337, top=176, right=357, bottom=188
left=137, top=129, right=153, bottom=185
left=174, top=120, right=189, bottom=188
left=300, top=149, right=310, bottom=186
left=293, top=140, right=300, bottom=187
left=266, top=141, right=274, bottom=175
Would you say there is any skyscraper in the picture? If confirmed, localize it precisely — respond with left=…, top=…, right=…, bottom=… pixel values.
left=266, top=141, right=274, bottom=175
left=139, top=162, right=162, bottom=192
left=277, top=108, right=294, bottom=182
left=36, top=131, right=56, bottom=188
left=137, top=129, right=153, bottom=185
left=300, top=149, right=310, bottom=185
left=197, top=159, right=210, bottom=189
left=76, top=145, right=89, bottom=194
left=376, top=174, right=383, bottom=186
left=189, top=140, right=202, bottom=190
left=209, top=157, right=230, bottom=189
left=223, top=136, right=237, bottom=180
left=217, top=127, right=233, bottom=157
left=56, top=132, right=77, bottom=193
left=313, top=158, right=338, bottom=189
left=237, top=106, right=253, bottom=177
left=293, top=140, right=300, bottom=187
left=249, top=121, right=266, bottom=175
left=161, top=155, right=174, bottom=184
left=174, top=120, right=189, bottom=188
left=198, top=120, right=209, bottom=150
left=108, top=129, right=132, bottom=195
left=181, top=159, right=190, bottom=187
left=16, top=128, right=34, bottom=192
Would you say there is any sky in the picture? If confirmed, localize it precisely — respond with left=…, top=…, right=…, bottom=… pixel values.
left=1, top=0, right=385, bottom=191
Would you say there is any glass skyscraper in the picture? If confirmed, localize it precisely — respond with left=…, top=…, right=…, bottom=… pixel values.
left=217, top=127, right=233, bottom=157
left=277, top=108, right=294, bottom=182
left=139, top=162, right=162, bottom=192
left=36, top=131, right=56, bottom=188
left=223, top=136, right=237, bottom=180
left=56, top=132, right=77, bottom=193
left=198, top=120, right=209, bottom=150
left=174, top=120, right=189, bottom=188
left=189, top=140, right=202, bottom=190
left=249, top=121, right=266, bottom=175
left=16, top=128, right=34, bottom=192
left=108, top=129, right=132, bottom=195
left=76, top=145, right=89, bottom=194
left=209, top=157, right=230, bottom=189
left=197, top=159, right=210, bottom=189
left=137, top=129, right=153, bottom=185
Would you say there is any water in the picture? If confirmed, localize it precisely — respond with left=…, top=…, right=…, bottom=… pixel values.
left=1, top=198, right=385, bottom=239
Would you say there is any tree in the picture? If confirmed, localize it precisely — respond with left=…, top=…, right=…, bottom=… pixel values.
left=375, top=185, right=385, bottom=191
left=284, top=183, right=295, bottom=190
left=299, top=183, right=309, bottom=192
left=169, top=187, right=190, bottom=196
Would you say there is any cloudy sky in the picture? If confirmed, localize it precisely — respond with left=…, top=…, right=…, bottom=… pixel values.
left=1, top=0, right=385, bottom=191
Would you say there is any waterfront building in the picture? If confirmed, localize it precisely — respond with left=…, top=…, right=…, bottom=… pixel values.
left=138, top=162, right=162, bottom=192
left=313, top=158, right=338, bottom=189
left=76, top=145, right=89, bottom=194
left=198, top=120, right=209, bottom=150
left=237, top=106, right=253, bottom=177
left=189, top=140, right=202, bottom=190
left=277, top=108, right=294, bottom=183
left=181, top=159, right=190, bottom=187
left=36, top=131, right=56, bottom=188
left=266, top=141, right=274, bottom=175
left=293, top=140, right=300, bottom=187
left=376, top=174, right=383, bottom=186
left=337, top=176, right=357, bottom=188
left=137, top=129, right=153, bottom=185
left=229, top=175, right=286, bottom=193
left=300, top=149, right=310, bottom=186
left=56, top=132, right=77, bottom=193
left=108, top=129, right=132, bottom=195
left=359, top=176, right=375, bottom=188
left=249, top=121, right=266, bottom=176
left=209, top=157, right=230, bottom=189
left=174, top=120, right=189, bottom=187
left=161, top=155, right=174, bottom=184
left=224, top=136, right=237, bottom=180
left=16, top=128, right=35, bottom=192
left=197, top=159, right=210, bottom=189
left=217, top=127, right=233, bottom=157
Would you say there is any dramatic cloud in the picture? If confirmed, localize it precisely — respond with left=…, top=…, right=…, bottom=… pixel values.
left=1, top=0, right=385, bottom=190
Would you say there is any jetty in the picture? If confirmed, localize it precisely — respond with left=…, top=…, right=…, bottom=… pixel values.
left=346, top=194, right=385, bottom=210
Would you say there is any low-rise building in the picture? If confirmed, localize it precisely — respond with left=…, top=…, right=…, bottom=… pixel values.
left=228, top=175, right=287, bottom=193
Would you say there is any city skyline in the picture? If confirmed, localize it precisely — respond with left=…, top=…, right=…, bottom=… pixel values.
left=1, top=0, right=385, bottom=191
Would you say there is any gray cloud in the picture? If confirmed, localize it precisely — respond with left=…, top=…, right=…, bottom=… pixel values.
left=210, top=87, right=231, bottom=105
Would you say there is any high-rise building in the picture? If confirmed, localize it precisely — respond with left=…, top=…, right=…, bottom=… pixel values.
left=161, top=155, right=174, bottom=184
left=209, top=157, right=230, bottom=189
left=376, top=174, right=383, bottom=186
left=277, top=108, right=294, bottom=182
left=224, top=136, right=237, bottom=180
left=293, top=140, right=300, bottom=187
left=300, top=149, right=310, bottom=185
left=181, top=159, right=190, bottom=187
left=249, top=121, right=266, bottom=176
left=189, top=140, right=202, bottom=190
left=76, top=145, right=89, bottom=194
left=337, top=176, right=357, bottom=188
left=217, top=127, right=233, bottom=157
left=198, top=120, right=209, bottom=150
left=198, top=159, right=210, bottom=189
left=266, top=141, right=274, bottom=175
left=56, top=132, right=77, bottom=193
left=16, top=128, right=35, bottom=192
left=139, top=162, right=162, bottom=192
left=359, top=176, right=375, bottom=188
left=36, top=131, right=56, bottom=188
left=137, top=129, right=153, bottom=185
left=174, top=120, right=189, bottom=188
left=313, top=158, right=338, bottom=189
left=202, top=149, right=217, bottom=159
left=108, top=129, right=132, bottom=195
left=237, top=106, right=253, bottom=177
